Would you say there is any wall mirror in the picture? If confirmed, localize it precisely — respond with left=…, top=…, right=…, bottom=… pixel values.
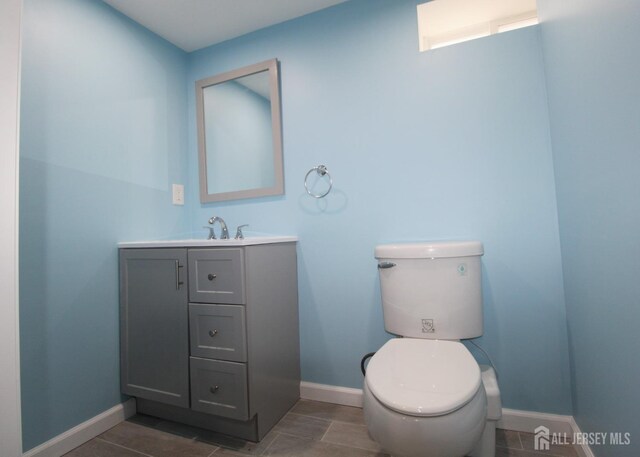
left=196, top=59, right=284, bottom=203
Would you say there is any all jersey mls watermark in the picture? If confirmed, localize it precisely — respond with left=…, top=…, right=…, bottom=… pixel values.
left=535, top=426, right=631, bottom=450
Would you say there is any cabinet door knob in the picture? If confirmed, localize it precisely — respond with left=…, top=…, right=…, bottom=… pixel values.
left=210, top=386, right=219, bottom=394
left=208, top=273, right=217, bottom=281
left=209, top=330, right=218, bottom=337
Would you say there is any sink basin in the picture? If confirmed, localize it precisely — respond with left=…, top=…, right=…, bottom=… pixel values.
left=118, top=236, right=298, bottom=248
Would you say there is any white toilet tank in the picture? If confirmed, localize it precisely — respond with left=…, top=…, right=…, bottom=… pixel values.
left=375, top=241, right=484, bottom=340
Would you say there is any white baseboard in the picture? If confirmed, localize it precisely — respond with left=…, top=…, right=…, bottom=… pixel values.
left=23, top=399, right=136, bottom=457
left=498, top=407, right=574, bottom=434
left=300, top=381, right=363, bottom=407
left=299, top=382, right=594, bottom=457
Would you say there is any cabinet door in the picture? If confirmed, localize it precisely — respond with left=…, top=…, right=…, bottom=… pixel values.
left=120, top=248, right=189, bottom=408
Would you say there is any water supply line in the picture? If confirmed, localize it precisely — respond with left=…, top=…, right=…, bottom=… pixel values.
left=360, top=352, right=376, bottom=376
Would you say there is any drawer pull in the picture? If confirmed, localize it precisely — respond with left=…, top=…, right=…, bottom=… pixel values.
left=208, top=273, right=217, bottom=281
left=210, top=385, right=219, bottom=394
left=208, top=329, right=218, bottom=337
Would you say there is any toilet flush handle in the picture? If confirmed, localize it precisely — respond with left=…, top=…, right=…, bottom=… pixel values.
left=377, top=262, right=396, bottom=269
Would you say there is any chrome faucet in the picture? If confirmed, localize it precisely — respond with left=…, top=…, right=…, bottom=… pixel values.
left=207, top=216, right=229, bottom=240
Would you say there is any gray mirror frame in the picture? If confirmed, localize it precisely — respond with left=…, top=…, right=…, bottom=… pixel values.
left=196, top=58, right=284, bottom=203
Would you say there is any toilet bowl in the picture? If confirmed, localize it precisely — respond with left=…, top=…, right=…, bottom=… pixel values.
left=363, top=338, right=497, bottom=457
left=365, top=241, right=502, bottom=457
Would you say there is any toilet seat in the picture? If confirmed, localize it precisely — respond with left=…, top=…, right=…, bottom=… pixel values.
left=366, top=338, right=481, bottom=417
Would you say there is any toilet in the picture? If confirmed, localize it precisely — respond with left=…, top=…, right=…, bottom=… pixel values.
left=364, top=241, right=501, bottom=457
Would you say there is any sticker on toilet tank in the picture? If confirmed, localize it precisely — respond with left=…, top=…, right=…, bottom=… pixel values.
left=422, top=319, right=435, bottom=333
left=457, top=263, right=467, bottom=275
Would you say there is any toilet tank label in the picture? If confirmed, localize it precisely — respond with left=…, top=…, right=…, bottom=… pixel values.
left=422, top=319, right=435, bottom=333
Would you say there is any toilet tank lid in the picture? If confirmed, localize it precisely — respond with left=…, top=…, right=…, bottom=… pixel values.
left=375, top=241, right=483, bottom=259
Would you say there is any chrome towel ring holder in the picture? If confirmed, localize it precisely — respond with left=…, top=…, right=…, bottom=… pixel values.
left=304, top=165, right=333, bottom=198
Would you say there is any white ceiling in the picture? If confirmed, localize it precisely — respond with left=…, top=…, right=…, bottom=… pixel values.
left=103, top=0, right=349, bottom=52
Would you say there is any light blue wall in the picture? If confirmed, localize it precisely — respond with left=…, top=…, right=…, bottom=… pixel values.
left=187, top=0, right=572, bottom=414
left=19, top=0, right=189, bottom=450
left=538, top=0, right=640, bottom=454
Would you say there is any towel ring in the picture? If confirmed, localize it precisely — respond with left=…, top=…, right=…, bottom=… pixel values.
left=304, top=165, right=332, bottom=198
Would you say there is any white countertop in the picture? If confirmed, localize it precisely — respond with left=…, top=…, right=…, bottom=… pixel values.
left=118, top=236, right=298, bottom=248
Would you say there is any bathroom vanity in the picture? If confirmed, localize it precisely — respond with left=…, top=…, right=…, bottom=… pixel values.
left=118, top=237, right=299, bottom=441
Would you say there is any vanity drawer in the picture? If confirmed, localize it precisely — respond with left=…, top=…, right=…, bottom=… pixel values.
left=189, top=249, right=245, bottom=304
left=189, top=304, right=247, bottom=362
left=190, top=357, right=248, bottom=420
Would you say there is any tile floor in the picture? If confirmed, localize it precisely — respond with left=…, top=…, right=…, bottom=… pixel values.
left=64, top=400, right=580, bottom=457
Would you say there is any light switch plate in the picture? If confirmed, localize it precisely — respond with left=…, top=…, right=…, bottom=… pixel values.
left=172, top=184, right=184, bottom=205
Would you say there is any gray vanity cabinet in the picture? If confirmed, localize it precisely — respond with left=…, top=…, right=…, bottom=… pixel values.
left=119, top=242, right=299, bottom=442
left=119, top=248, right=189, bottom=408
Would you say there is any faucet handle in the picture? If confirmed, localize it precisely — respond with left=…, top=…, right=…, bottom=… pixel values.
left=203, top=226, right=216, bottom=240
left=235, top=224, right=249, bottom=240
